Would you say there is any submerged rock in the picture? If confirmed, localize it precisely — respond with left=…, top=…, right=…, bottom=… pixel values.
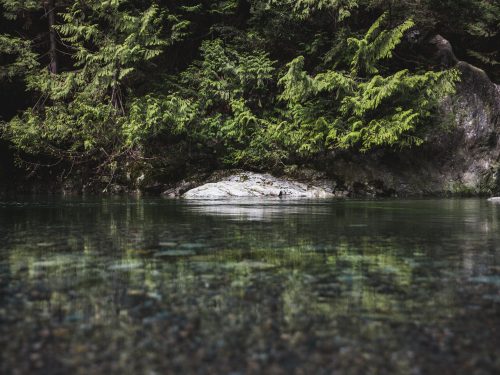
left=108, top=261, right=143, bottom=271
left=183, top=172, right=334, bottom=198
left=154, top=250, right=196, bottom=257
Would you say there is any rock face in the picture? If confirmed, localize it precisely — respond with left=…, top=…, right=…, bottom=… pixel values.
left=183, top=172, right=334, bottom=198
left=313, top=35, right=500, bottom=197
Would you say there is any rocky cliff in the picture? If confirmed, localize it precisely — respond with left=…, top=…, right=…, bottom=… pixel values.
left=301, top=35, right=500, bottom=197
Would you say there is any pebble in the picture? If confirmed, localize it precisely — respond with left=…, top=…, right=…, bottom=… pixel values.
left=36, top=242, right=55, bottom=247
left=108, top=261, right=143, bottom=271
left=154, top=250, right=196, bottom=257
left=159, top=242, right=177, bottom=247
left=180, top=243, right=205, bottom=249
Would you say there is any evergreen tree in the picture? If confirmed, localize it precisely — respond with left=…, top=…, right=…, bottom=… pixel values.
left=0, top=0, right=495, bottom=188
left=2, top=0, right=187, bottom=180
left=277, top=13, right=459, bottom=154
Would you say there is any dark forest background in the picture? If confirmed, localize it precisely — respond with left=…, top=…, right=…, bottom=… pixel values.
left=0, top=0, right=498, bottom=191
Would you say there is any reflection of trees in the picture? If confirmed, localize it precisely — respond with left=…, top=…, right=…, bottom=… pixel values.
left=1, top=198, right=499, bottom=373
left=3, top=198, right=500, bottom=319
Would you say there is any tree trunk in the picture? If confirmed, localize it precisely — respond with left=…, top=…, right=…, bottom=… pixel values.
left=47, top=0, right=58, bottom=74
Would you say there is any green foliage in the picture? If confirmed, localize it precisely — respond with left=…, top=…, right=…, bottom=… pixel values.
left=169, top=39, right=282, bottom=167
left=0, top=35, right=38, bottom=80
left=463, top=0, right=500, bottom=74
left=268, top=0, right=359, bottom=21
left=124, top=94, right=195, bottom=147
left=384, top=0, right=499, bottom=80
left=1, top=0, right=188, bottom=172
left=348, top=13, right=415, bottom=75
left=0, top=0, right=41, bottom=20
left=7, top=101, right=122, bottom=157
left=1, top=0, right=488, bottom=186
left=55, top=1, right=167, bottom=105
left=278, top=15, right=459, bottom=153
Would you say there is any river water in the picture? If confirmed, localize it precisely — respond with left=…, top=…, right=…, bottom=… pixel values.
left=0, top=198, right=499, bottom=374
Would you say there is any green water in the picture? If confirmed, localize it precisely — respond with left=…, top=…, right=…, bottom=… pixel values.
left=1, top=198, right=499, bottom=374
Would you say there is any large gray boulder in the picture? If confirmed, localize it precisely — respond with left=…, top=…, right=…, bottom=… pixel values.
left=316, top=35, right=500, bottom=197
left=183, top=172, right=334, bottom=198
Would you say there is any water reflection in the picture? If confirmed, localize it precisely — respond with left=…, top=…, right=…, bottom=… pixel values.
left=182, top=198, right=334, bottom=220
left=0, top=198, right=499, bottom=374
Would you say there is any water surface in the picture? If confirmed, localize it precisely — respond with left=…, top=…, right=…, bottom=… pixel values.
left=1, top=198, right=499, bottom=374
